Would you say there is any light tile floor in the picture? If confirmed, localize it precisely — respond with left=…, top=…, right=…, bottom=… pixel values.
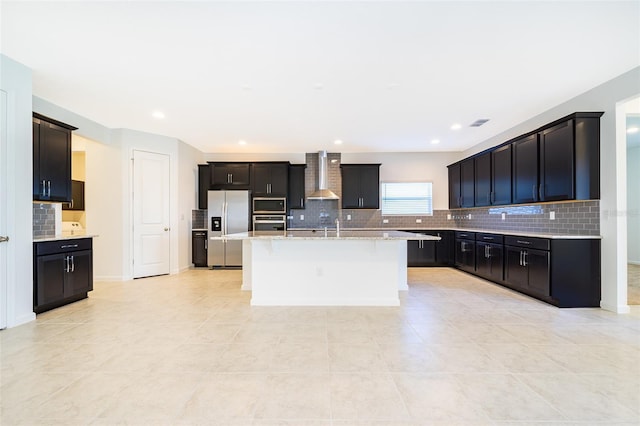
left=1, top=268, right=639, bottom=425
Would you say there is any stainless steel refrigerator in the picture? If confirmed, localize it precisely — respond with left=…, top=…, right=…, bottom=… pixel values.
left=207, top=190, right=250, bottom=267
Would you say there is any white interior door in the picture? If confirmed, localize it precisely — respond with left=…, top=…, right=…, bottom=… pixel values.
left=133, top=150, right=170, bottom=278
left=0, top=90, right=8, bottom=329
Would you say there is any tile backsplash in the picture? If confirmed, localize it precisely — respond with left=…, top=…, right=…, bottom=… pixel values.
left=450, top=200, right=600, bottom=235
left=289, top=200, right=600, bottom=235
left=33, top=203, right=57, bottom=238
left=192, top=209, right=206, bottom=229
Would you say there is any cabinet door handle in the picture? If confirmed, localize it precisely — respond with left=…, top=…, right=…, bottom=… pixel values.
left=204, top=239, right=207, bottom=250
left=0, top=236, right=9, bottom=243
left=300, top=198, right=304, bottom=208
left=47, top=180, right=51, bottom=197
left=41, top=180, right=46, bottom=197
left=519, top=250, right=523, bottom=266
left=522, top=251, right=528, bottom=267
left=64, top=255, right=70, bottom=273
left=71, top=255, right=75, bottom=272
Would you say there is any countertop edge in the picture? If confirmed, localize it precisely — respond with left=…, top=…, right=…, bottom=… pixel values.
left=283, top=227, right=601, bottom=240
left=34, top=234, right=99, bottom=243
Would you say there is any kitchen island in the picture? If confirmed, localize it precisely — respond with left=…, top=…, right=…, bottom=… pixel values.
left=219, top=230, right=440, bottom=306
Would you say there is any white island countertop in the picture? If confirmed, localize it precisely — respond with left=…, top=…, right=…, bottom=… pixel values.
left=217, top=230, right=441, bottom=241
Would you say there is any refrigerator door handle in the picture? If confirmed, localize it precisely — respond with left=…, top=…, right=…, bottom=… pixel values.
left=223, top=202, right=227, bottom=235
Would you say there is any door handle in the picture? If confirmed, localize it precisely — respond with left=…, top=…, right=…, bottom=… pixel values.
left=164, top=227, right=170, bottom=231
left=0, top=236, right=8, bottom=243
left=64, top=255, right=70, bottom=273
left=519, top=250, right=523, bottom=266
left=300, top=198, right=304, bottom=208
left=522, top=251, right=528, bottom=267
left=204, top=239, right=207, bottom=250
left=70, top=255, right=75, bottom=272
left=47, top=180, right=51, bottom=197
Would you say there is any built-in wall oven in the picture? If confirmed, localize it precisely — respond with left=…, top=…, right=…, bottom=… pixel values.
left=252, top=197, right=286, bottom=214
left=253, top=215, right=287, bottom=232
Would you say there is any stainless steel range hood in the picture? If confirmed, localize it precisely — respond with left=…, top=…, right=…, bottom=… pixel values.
left=307, top=150, right=339, bottom=200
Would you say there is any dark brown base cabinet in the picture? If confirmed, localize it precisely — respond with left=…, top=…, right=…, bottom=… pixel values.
left=34, top=238, right=93, bottom=314
left=475, top=233, right=504, bottom=282
left=454, top=232, right=475, bottom=273
left=407, top=230, right=454, bottom=267
left=192, top=230, right=208, bottom=267
left=504, top=237, right=550, bottom=300
left=455, top=233, right=600, bottom=308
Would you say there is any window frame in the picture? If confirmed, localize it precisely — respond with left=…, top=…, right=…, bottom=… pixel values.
left=380, top=181, right=434, bottom=216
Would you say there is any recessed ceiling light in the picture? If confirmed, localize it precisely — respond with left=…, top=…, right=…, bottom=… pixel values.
left=450, top=123, right=462, bottom=130
left=431, top=139, right=441, bottom=145
left=628, top=126, right=639, bottom=134
left=334, top=139, right=343, bottom=145
left=238, top=140, right=247, bottom=145
left=151, top=111, right=165, bottom=119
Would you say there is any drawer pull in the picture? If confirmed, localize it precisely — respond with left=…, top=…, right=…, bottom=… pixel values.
left=516, top=240, right=531, bottom=245
left=60, top=244, right=79, bottom=249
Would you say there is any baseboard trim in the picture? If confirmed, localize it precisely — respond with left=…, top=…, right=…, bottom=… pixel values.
left=9, top=312, right=36, bottom=328
left=600, top=301, right=631, bottom=314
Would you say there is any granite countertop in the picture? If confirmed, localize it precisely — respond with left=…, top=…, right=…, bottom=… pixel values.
left=287, top=227, right=601, bottom=240
left=217, top=230, right=441, bottom=241
left=34, top=233, right=99, bottom=243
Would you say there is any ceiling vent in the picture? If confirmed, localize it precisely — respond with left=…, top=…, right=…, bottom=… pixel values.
left=470, top=119, right=490, bottom=127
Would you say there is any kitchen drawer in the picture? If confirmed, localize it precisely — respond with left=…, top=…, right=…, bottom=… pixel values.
left=504, top=236, right=550, bottom=251
left=35, top=238, right=92, bottom=256
left=476, top=233, right=504, bottom=244
left=455, top=231, right=476, bottom=240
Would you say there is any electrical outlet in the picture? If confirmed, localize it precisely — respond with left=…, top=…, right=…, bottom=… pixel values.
left=383, top=219, right=389, bottom=224
left=347, top=215, right=351, bottom=220
left=416, top=219, right=422, bottom=223
left=550, top=211, right=556, bottom=220
left=501, top=212, right=506, bottom=221
left=300, top=214, right=304, bottom=220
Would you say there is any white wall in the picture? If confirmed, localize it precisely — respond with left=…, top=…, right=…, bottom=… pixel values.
left=463, top=66, right=640, bottom=313
left=628, top=146, right=640, bottom=264
left=178, top=141, right=205, bottom=271
left=206, top=151, right=459, bottom=210
left=82, top=136, right=124, bottom=280
left=1, top=54, right=36, bottom=327
left=342, top=152, right=460, bottom=210
left=33, top=97, right=205, bottom=281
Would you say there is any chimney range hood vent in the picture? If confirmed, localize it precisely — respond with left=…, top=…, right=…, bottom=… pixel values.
left=307, top=150, right=339, bottom=200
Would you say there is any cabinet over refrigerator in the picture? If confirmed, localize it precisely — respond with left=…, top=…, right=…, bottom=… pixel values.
left=207, top=190, right=250, bottom=267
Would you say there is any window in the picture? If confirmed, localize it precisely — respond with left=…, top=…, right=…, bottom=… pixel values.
left=381, top=182, right=433, bottom=215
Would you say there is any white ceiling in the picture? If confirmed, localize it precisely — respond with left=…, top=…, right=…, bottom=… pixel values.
left=1, top=1, right=639, bottom=154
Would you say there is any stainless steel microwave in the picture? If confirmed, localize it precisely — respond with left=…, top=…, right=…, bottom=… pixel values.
left=252, top=197, right=286, bottom=214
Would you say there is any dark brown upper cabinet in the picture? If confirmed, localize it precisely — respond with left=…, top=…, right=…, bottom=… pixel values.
left=251, top=162, right=289, bottom=197
left=341, top=164, right=380, bottom=209
left=209, top=162, right=251, bottom=190
left=33, top=113, right=77, bottom=202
